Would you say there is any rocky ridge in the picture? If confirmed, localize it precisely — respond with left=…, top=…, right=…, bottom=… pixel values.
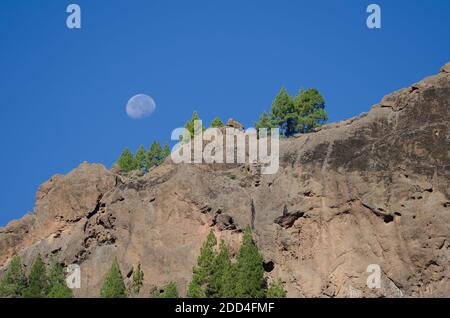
left=0, top=63, right=449, bottom=297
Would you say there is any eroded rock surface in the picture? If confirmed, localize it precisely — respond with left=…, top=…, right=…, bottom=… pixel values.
left=1, top=65, right=449, bottom=297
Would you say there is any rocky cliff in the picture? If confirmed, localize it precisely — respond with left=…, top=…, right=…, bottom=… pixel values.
left=1, top=64, right=449, bottom=298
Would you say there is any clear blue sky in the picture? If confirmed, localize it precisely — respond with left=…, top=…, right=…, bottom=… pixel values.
left=0, top=0, right=449, bottom=226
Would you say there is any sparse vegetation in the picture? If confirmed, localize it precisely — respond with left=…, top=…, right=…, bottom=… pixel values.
left=0, top=256, right=27, bottom=298
left=100, top=259, right=127, bottom=298
left=232, top=228, right=266, bottom=298
left=187, top=230, right=217, bottom=298
left=149, top=281, right=179, bottom=298
left=23, top=255, right=49, bottom=298
left=117, top=148, right=136, bottom=173
left=187, top=228, right=285, bottom=298
left=117, top=141, right=171, bottom=173
left=47, top=260, right=73, bottom=298
left=130, top=262, right=144, bottom=295
left=0, top=255, right=73, bottom=298
left=210, top=117, right=225, bottom=128
left=267, top=279, right=287, bottom=298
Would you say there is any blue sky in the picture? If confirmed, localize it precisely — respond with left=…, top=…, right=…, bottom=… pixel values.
left=0, top=0, right=449, bottom=226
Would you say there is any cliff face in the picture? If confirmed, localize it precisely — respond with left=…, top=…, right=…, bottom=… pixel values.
left=1, top=64, right=449, bottom=298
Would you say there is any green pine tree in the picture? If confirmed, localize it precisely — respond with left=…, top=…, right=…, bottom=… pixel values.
left=130, top=263, right=144, bottom=295
left=135, top=145, right=147, bottom=172
left=259, top=87, right=327, bottom=137
left=293, top=88, right=327, bottom=133
left=100, top=259, right=127, bottom=298
left=266, top=279, right=286, bottom=298
left=47, top=283, right=73, bottom=298
left=209, top=240, right=232, bottom=298
left=47, top=261, right=73, bottom=298
left=187, top=230, right=217, bottom=298
left=210, top=117, right=224, bottom=128
left=255, top=111, right=275, bottom=136
left=149, top=282, right=179, bottom=298
left=160, top=143, right=171, bottom=164
left=117, top=148, right=137, bottom=173
left=233, top=228, right=266, bottom=298
left=0, top=255, right=27, bottom=298
left=162, top=281, right=179, bottom=298
left=23, top=255, right=49, bottom=298
left=270, top=87, right=296, bottom=137
left=147, top=141, right=162, bottom=169
left=183, top=111, right=204, bottom=142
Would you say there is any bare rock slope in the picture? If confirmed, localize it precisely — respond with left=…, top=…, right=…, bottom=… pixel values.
left=1, top=64, right=449, bottom=297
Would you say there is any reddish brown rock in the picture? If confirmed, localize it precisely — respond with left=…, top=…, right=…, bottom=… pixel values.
left=1, top=64, right=449, bottom=298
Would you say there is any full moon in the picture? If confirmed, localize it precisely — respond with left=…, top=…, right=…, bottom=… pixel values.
left=126, top=94, right=156, bottom=119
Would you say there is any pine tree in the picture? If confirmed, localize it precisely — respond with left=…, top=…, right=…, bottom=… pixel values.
left=23, top=255, right=49, bottom=298
left=270, top=87, right=296, bottom=137
left=210, top=117, right=224, bottom=128
left=162, top=281, right=179, bottom=298
left=130, top=263, right=144, bottom=295
left=209, top=240, right=232, bottom=298
left=135, top=145, right=147, bottom=172
left=293, top=88, right=327, bottom=133
left=233, top=228, right=265, bottom=298
left=187, top=231, right=217, bottom=298
left=149, top=282, right=179, bottom=298
left=117, top=148, right=137, bottom=173
left=255, top=111, right=274, bottom=136
left=0, top=255, right=27, bottom=298
left=260, top=87, right=327, bottom=137
left=100, top=259, right=127, bottom=298
left=160, top=143, right=171, bottom=164
left=183, top=111, right=204, bottom=142
left=147, top=141, right=162, bottom=169
left=266, top=279, right=286, bottom=298
left=47, top=261, right=73, bottom=298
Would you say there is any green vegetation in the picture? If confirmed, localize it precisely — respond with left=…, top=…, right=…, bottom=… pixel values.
left=233, top=228, right=266, bottom=298
left=187, top=228, right=286, bottom=298
left=116, top=141, right=171, bottom=173
left=184, top=111, right=204, bottom=138
left=0, top=255, right=73, bottom=298
left=117, top=88, right=326, bottom=170
left=148, top=141, right=170, bottom=169
left=23, top=255, right=49, bottom=298
left=134, top=145, right=147, bottom=172
left=1, top=235, right=285, bottom=298
left=149, top=281, right=179, bottom=298
left=182, top=113, right=228, bottom=141
left=47, top=260, right=73, bottom=298
left=210, top=117, right=225, bottom=128
left=117, top=148, right=136, bottom=173
left=255, top=111, right=274, bottom=133
left=47, top=283, right=73, bottom=298
left=209, top=240, right=233, bottom=298
left=130, top=262, right=144, bottom=295
left=187, top=230, right=217, bottom=298
left=267, top=279, right=287, bottom=298
left=100, top=259, right=127, bottom=298
left=255, top=87, right=327, bottom=137
left=0, top=256, right=27, bottom=298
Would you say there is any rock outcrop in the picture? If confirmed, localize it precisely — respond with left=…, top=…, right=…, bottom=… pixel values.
left=1, top=64, right=449, bottom=297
